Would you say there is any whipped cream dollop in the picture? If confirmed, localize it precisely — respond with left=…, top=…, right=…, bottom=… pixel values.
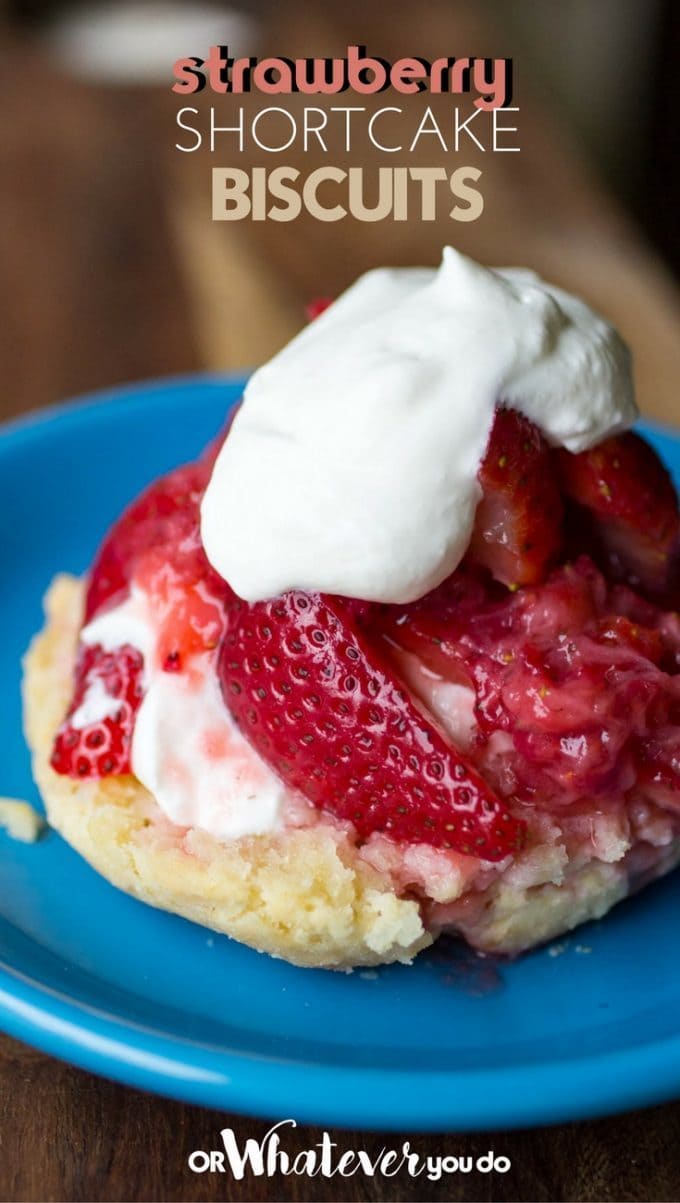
left=80, top=589, right=289, bottom=839
left=201, top=247, right=637, bottom=605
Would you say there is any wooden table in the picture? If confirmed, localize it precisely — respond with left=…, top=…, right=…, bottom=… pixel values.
left=1, top=6, right=680, bottom=1199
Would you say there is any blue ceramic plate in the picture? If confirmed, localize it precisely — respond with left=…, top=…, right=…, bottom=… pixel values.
left=1, top=375, right=679, bottom=1132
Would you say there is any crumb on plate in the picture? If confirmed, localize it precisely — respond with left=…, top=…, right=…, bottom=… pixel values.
left=0, top=798, right=45, bottom=843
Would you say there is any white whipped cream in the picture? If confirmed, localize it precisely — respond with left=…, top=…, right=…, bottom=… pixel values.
left=201, top=247, right=636, bottom=605
left=69, top=676, right=125, bottom=730
left=80, top=589, right=288, bottom=840
left=132, top=667, right=285, bottom=838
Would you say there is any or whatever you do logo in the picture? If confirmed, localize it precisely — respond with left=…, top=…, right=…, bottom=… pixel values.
left=188, top=1121, right=512, bottom=1182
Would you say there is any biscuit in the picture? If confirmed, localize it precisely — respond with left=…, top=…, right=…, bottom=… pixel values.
left=23, top=576, right=680, bottom=967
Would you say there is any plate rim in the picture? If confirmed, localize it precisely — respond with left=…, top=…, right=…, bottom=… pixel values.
left=2, top=949, right=680, bottom=1132
left=0, top=371, right=240, bottom=443
left=2, top=375, right=680, bottom=1132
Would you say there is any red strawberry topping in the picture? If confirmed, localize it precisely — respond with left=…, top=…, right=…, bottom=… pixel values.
left=558, top=432, right=680, bottom=599
left=635, top=723, right=680, bottom=815
left=218, top=591, right=525, bottom=860
left=469, top=407, right=564, bottom=588
left=51, top=643, right=144, bottom=778
left=53, top=458, right=234, bottom=778
left=84, top=459, right=232, bottom=671
left=373, top=556, right=680, bottom=809
left=84, top=459, right=229, bottom=624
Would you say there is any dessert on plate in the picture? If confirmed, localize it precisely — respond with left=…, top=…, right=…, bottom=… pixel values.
left=24, top=249, right=680, bottom=968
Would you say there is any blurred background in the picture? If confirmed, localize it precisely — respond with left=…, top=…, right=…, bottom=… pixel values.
left=1, top=0, right=679, bottom=425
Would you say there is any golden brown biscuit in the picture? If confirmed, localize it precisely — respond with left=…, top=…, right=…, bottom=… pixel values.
left=23, top=576, right=431, bottom=968
left=23, top=577, right=680, bottom=967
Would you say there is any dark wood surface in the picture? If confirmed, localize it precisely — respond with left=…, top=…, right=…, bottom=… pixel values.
left=1, top=1028, right=680, bottom=1203
left=2, top=11, right=680, bottom=1201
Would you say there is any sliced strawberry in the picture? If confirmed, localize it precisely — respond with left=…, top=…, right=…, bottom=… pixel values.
left=469, top=407, right=564, bottom=589
left=54, top=458, right=234, bottom=780
left=369, top=564, right=511, bottom=681
left=51, top=643, right=144, bottom=778
left=558, top=432, right=680, bottom=599
left=136, top=546, right=228, bottom=673
left=84, top=460, right=232, bottom=658
left=84, top=460, right=212, bottom=621
left=219, top=591, right=525, bottom=860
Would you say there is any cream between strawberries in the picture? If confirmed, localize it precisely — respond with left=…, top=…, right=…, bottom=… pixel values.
left=201, top=247, right=637, bottom=604
left=80, top=589, right=289, bottom=839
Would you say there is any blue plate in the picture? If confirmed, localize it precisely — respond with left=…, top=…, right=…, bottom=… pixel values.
left=1, top=375, right=680, bottom=1132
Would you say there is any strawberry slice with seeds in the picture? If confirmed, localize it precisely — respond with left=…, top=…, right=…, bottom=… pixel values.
left=84, top=458, right=230, bottom=624
left=219, top=591, right=525, bottom=860
left=51, top=643, right=144, bottom=778
left=558, top=432, right=680, bottom=599
left=469, top=407, right=564, bottom=589
left=53, top=457, right=234, bottom=782
left=84, top=459, right=232, bottom=669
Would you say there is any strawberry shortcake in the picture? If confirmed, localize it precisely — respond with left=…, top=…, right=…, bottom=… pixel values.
left=24, top=249, right=680, bottom=968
